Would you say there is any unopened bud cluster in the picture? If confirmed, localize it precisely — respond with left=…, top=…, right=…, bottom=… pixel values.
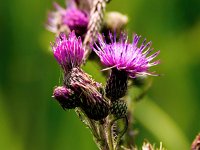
left=110, top=100, right=127, bottom=118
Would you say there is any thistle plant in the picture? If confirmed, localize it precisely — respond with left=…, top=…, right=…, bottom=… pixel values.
left=46, top=0, right=163, bottom=149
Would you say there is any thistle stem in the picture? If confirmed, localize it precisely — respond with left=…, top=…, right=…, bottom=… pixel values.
left=75, top=108, right=99, bottom=140
left=115, top=116, right=128, bottom=149
left=107, top=118, right=114, bottom=150
left=98, top=123, right=109, bottom=150
left=75, top=108, right=110, bottom=150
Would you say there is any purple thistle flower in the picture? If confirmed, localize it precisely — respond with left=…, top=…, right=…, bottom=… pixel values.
left=62, top=7, right=88, bottom=34
left=93, top=32, right=160, bottom=78
left=47, top=2, right=89, bottom=36
left=52, top=31, right=84, bottom=74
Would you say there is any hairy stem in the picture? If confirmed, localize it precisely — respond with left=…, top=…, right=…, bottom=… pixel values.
left=76, top=108, right=110, bottom=150
left=75, top=108, right=100, bottom=140
left=107, top=117, right=115, bottom=150
left=98, top=122, right=109, bottom=150
left=114, top=116, right=128, bottom=149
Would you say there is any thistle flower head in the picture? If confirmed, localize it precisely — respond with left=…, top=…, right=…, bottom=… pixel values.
left=52, top=31, right=84, bottom=74
left=47, top=2, right=89, bottom=36
left=63, top=7, right=88, bottom=36
left=93, top=32, right=160, bottom=78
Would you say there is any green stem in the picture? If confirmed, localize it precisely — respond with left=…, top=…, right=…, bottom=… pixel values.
left=75, top=108, right=109, bottom=150
left=107, top=118, right=115, bottom=150
left=75, top=108, right=99, bottom=140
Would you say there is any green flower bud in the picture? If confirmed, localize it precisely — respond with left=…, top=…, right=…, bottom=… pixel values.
left=110, top=100, right=127, bottom=118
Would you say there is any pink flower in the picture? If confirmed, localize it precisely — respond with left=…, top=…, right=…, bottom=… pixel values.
left=47, top=2, right=89, bottom=36
left=93, top=32, right=160, bottom=78
left=52, top=31, right=84, bottom=74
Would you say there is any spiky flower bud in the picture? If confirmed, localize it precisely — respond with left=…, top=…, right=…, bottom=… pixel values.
left=53, top=86, right=79, bottom=109
left=67, top=68, right=109, bottom=120
left=110, top=100, right=127, bottom=118
left=106, top=69, right=128, bottom=101
left=81, top=93, right=110, bottom=120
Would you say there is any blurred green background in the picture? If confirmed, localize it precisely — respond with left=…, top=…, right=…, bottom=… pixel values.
left=0, top=0, right=200, bottom=149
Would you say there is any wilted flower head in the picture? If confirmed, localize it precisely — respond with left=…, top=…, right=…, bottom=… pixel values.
left=53, top=86, right=79, bottom=109
left=68, top=68, right=109, bottom=120
left=47, top=2, right=89, bottom=36
left=52, top=31, right=84, bottom=74
left=53, top=86, right=73, bottom=99
left=93, top=32, right=160, bottom=78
